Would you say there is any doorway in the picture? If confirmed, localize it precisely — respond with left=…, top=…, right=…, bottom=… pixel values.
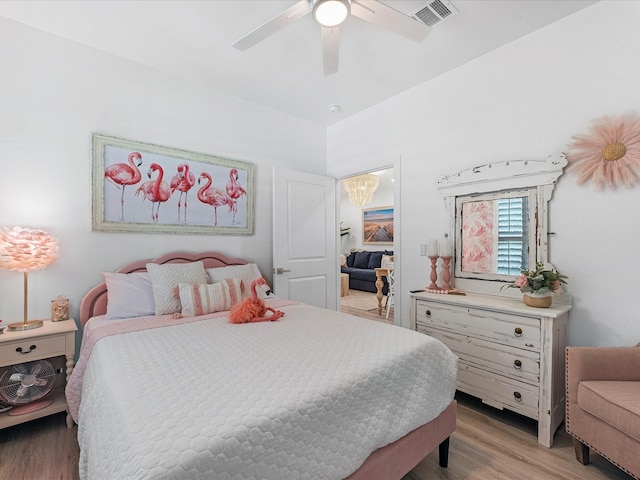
left=338, top=168, right=395, bottom=324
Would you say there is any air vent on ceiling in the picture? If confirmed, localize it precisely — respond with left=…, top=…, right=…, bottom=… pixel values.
left=411, top=0, right=458, bottom=27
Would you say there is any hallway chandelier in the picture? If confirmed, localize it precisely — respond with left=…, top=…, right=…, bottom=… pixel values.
left=343, top=174, right=379, bottom=206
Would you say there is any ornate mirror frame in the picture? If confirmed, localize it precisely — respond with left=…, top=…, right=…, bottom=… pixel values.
left=437, top=154, right=567, bottom=297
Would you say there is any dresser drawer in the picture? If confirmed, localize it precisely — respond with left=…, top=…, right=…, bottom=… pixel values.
left=0, top=335, right=67, bottom=366
left=457, top=363, right=539, bottom=419
left=415, top=300, right=541, bottom=350
left=420, top=326, right=540, bottom=385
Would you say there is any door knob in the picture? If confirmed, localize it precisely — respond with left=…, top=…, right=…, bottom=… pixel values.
left=274, top=267, right=291, bottom=275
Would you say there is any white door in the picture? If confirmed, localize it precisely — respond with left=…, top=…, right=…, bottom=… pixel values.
left=273, top=168, right=337, bottom=309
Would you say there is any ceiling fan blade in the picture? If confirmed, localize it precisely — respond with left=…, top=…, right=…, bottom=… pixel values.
left=232, top=0, right=312, bottom=51
left=351, top=0, right=431, bottom=42
left=321, top=27, right=340, bottom=75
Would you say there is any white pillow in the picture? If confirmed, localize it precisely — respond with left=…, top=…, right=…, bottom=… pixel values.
left=178, top=278, right=243, bottom=317
left=206, top=263, right=269, bottom=299
left=103, top=272, right=155, bottom=320
left=146, top=261, right=208, bottom=315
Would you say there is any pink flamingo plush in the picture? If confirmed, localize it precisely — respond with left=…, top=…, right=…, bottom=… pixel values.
left=135, top=163, right=172, bottom=222
left=226, top=168, right=247, bottom=225
left=104, top=151, right=142, bottom=220
left=197, top=172, right=231, bottom=226
left=170, top=163, right=195, bottom=223
left=229, top=278, right=285, bottom=324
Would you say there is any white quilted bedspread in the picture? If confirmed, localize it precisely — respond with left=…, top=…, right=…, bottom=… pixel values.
left=75, top=303, right=457, bottom=480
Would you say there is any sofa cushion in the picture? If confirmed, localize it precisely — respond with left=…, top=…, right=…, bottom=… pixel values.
left=346, top=268, right=377, bottom=282
left=346, top=252, right=356, bottom=267
left=353, top=251, right=371, bottom=269
left=578, top=380, right=640, bottom=442
left=367, top=251, right=383, bottom=269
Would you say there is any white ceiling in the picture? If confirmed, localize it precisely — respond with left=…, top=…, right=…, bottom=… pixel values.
left=0, top=0, right=597, bottom=126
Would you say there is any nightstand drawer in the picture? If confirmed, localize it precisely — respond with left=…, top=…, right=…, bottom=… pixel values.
left=0, top=335, right=66, bottom=365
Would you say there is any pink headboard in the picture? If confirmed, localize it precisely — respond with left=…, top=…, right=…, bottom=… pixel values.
left=79, top=251, right=249, bottom=327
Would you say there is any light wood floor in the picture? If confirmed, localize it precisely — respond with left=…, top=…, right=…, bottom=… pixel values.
left=0, top=393, right=632, bottom=480
left=340, top=289, right=394, bottom=324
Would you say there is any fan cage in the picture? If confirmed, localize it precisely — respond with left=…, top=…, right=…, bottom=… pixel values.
left=0, top=359, right=57, bottom=406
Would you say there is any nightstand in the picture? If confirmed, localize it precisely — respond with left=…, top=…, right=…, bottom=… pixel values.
left=0, top=319, right=77, bottom=429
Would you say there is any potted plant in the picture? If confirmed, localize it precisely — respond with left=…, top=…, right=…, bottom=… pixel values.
left=502, top=262, right=567, bottom=307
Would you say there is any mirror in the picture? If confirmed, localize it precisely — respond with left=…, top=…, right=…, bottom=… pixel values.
left=456, top=188, right=534, bottom=279
left=438, top=155, right=566, bottom=294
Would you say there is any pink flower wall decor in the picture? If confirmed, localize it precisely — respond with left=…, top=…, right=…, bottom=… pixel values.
left=566, top=113, right=640, bottom=189
left=461, top=200, right=495, bottom=273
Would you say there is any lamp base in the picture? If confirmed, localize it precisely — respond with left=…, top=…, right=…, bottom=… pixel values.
left=7, top=319, right=44, bottom=331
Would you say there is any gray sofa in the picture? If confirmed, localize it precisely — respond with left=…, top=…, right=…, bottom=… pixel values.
left=341, top=250, right=392, bottom=295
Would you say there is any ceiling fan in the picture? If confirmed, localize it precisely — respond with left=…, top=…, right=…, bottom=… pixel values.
left=232, top=0, right=433, bottom=75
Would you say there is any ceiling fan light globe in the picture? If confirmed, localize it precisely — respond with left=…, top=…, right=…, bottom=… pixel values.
left=313, top=0, right=350, bottom=27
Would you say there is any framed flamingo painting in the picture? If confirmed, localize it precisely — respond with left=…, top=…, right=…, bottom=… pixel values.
left=92, top=134, right=254, bottom=234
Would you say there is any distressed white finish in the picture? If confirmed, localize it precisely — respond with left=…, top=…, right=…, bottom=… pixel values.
left=437, top=154, right=567, bottom=296
left=410, top=291, right=570, bottom=447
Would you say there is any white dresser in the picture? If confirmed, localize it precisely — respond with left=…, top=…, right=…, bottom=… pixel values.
left=410, top=291, right=570, bottom=447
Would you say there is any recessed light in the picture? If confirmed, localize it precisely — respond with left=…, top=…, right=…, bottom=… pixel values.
left=328, top=104, right=342, bottom=113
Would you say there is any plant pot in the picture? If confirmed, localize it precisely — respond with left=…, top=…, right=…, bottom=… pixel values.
left=523, top=293, right=552, bottom=308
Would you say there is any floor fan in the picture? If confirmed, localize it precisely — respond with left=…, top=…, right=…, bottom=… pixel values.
left=0, top=360, right=57, bottom=415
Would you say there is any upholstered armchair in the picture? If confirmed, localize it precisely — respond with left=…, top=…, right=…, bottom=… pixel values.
left=565, top=345, right=640, bottom=479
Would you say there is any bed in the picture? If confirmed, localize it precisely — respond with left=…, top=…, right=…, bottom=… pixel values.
left=67, top=251, right=457, bottom=480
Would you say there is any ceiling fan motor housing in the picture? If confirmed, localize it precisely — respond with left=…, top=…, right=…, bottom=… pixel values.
left=311, top=0, right=351, bottom=27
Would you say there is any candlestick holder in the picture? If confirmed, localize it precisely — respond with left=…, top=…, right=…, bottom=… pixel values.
left=441, top=256, right=454, bottom=291
left=427, top=256, right=440, bottom=291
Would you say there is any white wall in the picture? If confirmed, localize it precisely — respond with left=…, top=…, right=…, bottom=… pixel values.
left=0, top=17, right=326, bottom=329
left=327, top=1, right=640, bottom=347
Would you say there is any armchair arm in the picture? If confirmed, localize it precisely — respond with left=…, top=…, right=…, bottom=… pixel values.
left=566, top=346, right=640, bottom=405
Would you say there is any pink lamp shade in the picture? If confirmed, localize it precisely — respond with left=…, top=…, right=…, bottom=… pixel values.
left=0, top=226, right=58, bottom=272
left=0, top=226, right=58, bottom=330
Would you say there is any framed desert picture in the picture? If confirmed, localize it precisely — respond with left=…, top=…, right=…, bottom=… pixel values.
left=92, top=134, right=254, bottom=234
left=363, top=206, right=394, bottom=245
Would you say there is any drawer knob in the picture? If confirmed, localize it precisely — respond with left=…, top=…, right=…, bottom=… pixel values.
left=424, top=309, right=431, bottom=318
left=16, top=345, right=37, bottom=355
left=513, top=359, right=522, bottom=370
left=514, top=327, right=523, bottom=337
left=514, top=391, right=522, bottom=403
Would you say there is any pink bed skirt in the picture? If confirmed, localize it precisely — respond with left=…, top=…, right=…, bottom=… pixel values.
left=345, top=400, right=457, bottom=480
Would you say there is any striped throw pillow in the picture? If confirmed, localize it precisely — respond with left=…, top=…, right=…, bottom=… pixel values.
left=178, top=278, right=243, bottom=317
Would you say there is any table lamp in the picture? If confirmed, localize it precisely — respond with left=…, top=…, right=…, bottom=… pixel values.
left=0, top=226, right=58, bottom=331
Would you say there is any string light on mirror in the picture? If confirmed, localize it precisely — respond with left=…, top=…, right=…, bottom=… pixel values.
left=343, top=174, right=379, bottom=206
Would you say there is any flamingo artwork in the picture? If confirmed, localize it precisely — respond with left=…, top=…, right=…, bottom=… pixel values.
left=104, top=151, right=143, bottom=220
left=135, top=163, right=172, bottom=223
left=197, top=172, right=231, bottom=226
left=225, top=168, right=247, bottom=225
left=170, top=163, right=195, bottom=223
